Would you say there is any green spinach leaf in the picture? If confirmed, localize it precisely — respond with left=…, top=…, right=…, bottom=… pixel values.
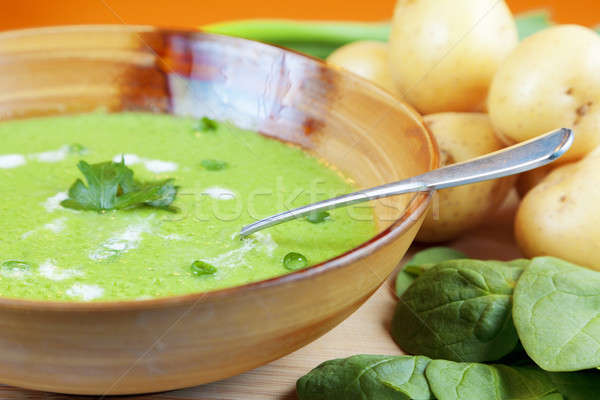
left=425, top=360, right=561, bottom=400
left=546, top=370, right=600, bottom=399
left=396, top=271, right=421, bottom=300
left=61, top=160, right=178, bottom=212
left=405, top=247, right=468, bottom=269
left=392, top=260, right=524, bottom=362
left=296, top=355, right=433, bottom=400
left=513, top=257, right=600, bottom=371
left=426, top=360, right=600, bottom=400
left=396, top=247, right=467, bottom=297
left=539, top=394, right=565, bottom=400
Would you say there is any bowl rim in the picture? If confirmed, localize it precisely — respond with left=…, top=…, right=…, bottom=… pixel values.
left=0, top=25, right=439, bottom=311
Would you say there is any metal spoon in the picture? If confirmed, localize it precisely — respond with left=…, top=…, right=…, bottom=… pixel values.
left=240, top=128, right=573, bottom=237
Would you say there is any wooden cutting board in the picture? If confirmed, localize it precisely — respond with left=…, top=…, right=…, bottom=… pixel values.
left=0, top=194, right=522, bottom=400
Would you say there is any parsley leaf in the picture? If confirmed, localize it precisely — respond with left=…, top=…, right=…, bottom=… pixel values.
left=195, top=117, right=218, bottom=132
left=60, top=159, right=178, bottom=212
left=200, top=159, right=228, bottom=171
left=190, top=260, right=217, bottom=276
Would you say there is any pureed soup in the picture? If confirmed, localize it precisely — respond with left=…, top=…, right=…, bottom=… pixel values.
left=0, top=113, right=376, bottom=302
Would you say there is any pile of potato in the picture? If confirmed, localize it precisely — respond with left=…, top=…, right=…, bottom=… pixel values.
left=326, top=0, right=600, bottom=269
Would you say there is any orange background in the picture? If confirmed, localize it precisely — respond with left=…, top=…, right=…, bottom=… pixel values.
left=0, top=0, right=598, bottom=31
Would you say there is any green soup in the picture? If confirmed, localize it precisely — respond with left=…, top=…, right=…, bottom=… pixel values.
left=0, top=113, right=375, bottom=301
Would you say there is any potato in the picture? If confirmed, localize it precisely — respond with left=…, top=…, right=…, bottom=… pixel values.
left=515, top=148, right=600, bottom=270
left=326, top=41, right=399, bottom=96
left=488, top=25, right=600, bottom=162
left=417, top=113, right=514, bottom=242
left=389, top=0, right=518, bottom=114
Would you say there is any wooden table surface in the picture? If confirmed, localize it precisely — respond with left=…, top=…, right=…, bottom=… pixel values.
left=0, top=194, right=522, bottom=399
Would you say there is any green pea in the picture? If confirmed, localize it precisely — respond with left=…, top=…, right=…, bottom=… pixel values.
left=1, top=260, right=36, bottom=270
left=283, top=252, right=308, bottom=271
left=190, top=260, right=217, bottom=276
left=201, top=159, right=228, bottom=171
left=306, top=210, right=330, bottom=224
left=195, top=117, right=218, bottom=132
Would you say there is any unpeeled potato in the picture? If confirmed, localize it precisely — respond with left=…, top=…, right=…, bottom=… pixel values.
left=515, top=148, right=600, bottom=271
left=326, top=41, right=399, bottom=96
left=389, top=0, right=518, bottom=114
left=488, top=25, right=600, bottom=162
left=417, top=113, right=514, bottom=242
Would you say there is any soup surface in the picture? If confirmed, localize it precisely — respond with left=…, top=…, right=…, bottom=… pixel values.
left=0, top=113, right=375, bottom=301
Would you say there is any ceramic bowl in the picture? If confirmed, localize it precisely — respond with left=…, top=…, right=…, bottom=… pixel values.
left=0, top=25, right=438, bottom=394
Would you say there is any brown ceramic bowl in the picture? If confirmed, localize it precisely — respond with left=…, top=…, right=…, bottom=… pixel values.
left=0, top=26, right=438, bottom=394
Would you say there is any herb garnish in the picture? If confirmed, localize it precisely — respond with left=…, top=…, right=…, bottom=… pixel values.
left=201, top=159, right=228, bottom=171
left=306, top=210, right=330, bottom=224
left=67, top=143, right=88, bottom=155
left=60, top=159, right=178, bottom=212
left=195, top=117, right=218, bottom=132
left=191, top=260, right=217, bottom=276
left=1, top=260, right=36, bottom=270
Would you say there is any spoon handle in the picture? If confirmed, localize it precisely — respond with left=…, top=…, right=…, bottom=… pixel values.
left=240, top=128, right=573, bottom=237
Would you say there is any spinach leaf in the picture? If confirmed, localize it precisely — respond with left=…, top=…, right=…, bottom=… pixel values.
left=513, top=257, right=600, bottom=371
left=425, top=360, right=561, bottom=400
left=540, top=395, right=565, bottom=400
left=495, top=341, right=535, bottom=367
left=297, top=356, right=600, bottom=400
left=392, top=260, right=524, bottom=362
left=396, top=247, right=467, bottom=298
left=505, top=259, right=533, bottom=270
left=405, top=247, right=468, bottom=269
left=396, top=271, right=420, bottom=299
left=61, top=160, right=178, bottom=212
left=296, top=355, right=433, bottom=400
left=426, top=360, right=600, bottom=400
left=546, top=370, right=600, bottom=399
